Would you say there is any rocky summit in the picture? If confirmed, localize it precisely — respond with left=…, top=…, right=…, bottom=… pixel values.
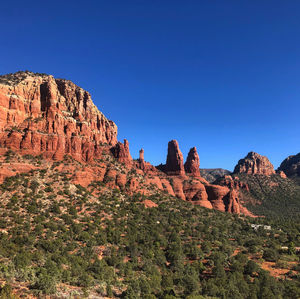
left=233, top=151, right=275, bottom=175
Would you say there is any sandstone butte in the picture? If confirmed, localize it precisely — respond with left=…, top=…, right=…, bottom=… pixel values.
left=233, top=151, right=275, bottom=176
left=0, top=71, right=253, bottom=216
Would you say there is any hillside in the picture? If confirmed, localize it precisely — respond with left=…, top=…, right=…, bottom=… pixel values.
left=0, top=152, right=299, bottom=298
left=200, top=169, right=231, bottom=183
left=216, top=173, right=300, bottom=219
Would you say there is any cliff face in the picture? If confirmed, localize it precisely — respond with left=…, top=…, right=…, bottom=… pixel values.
left=234, top=152, right=275, bottom=175
left=0, top=71, right=117, bottom=161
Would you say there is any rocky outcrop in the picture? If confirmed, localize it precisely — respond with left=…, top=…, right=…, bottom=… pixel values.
left=205, top=185, right=229, bottom=212
left=0, top=71, right=117, bottom=161
left=277, top=170, right=287, bottom=179
left=234, top=152, right=275, bottom=175
left=217, top=175, right=250, bottom=192
left=204, top=184, right=241, bottom=214
left=226, top=189, right=241, bottom=214
left=159, top=140, right=185, bottom=176
left=184, top=147, right=200, bottom=176
left=138, top=148, right=146, bottom=169
left=278, top=153, right=300, bottom=178
left=153, top=140, right=252, bottom=215
left=0, top=162, right=37, bottom=183
left=139, top=148, right=144, bottom=162
left=183, top=180, right=213, bottom=209
left=111, top=139, right=132, bottom=165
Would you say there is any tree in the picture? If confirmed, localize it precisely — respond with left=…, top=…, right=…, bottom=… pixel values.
left=288, top=242, right=296, bottom=255
left=212, top=260, right=226, bottom=279
left=0, top=284, right=18, bottom=299
left=106, top=284, right=113, bottom=297
left=262, top=249, right=279, bottom=262
left=244, top=260, right=259, bottom=276
left=33, top=271, right=57, bottom=295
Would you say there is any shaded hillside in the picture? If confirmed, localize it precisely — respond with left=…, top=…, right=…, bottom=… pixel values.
left=220, top=174, right=300, bottom=218
left=278, top=152, right=300, bottom=184
left=200, top=168, right=231, bottom=183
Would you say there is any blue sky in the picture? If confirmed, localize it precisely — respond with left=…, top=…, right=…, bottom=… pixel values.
left=1, top=1, right=299, bottom=170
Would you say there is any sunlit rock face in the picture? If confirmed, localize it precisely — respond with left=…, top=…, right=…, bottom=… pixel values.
left=0, top=71, right=117, bottom=161
left=234, top=151, right=275, bottom=175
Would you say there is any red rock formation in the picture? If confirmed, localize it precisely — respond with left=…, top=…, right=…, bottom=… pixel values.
left=191, top=187, right=213, bottom=209
left=0, top=71, right=117, bottom=161
left=204, top=184, right=242, bottom=213
left=72, top=165, right=107, bottom=187
left=184, top=147, right=200, bottom=176
left=205, top=185, right=229, bottom=212
left=225, top=189, right=241, bottom=214
left=183, top=180, right=213, bottom=208
left=158, top=140, right=185, bottom=176
left=218, top=175, right=250, bottom=192
left=139, top=148, right=144, bottom=162
left=142, top=199, right=158, bottom=208
left=0, top=72, right=253, bottom=217
left=111, top=139, right=132, bottom=165
left=0, top=163, right=37, bottom=183
left=160, top=178, right=176, bottom=196
left=138, top=148, right=146, bottom=170
left=234, top=152, right=275, bottom=175
left=116, top=173, right=127, bottom=189
left=171, top=177, right=186, bottom=199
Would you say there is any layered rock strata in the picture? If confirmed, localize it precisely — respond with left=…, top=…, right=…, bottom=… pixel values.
left=0, top=71, right=117, bottom=161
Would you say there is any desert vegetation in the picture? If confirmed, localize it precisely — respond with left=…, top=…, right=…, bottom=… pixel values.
left=233, top=173, right=300, bottom=218
left=0, top=165, right=299, bottom=298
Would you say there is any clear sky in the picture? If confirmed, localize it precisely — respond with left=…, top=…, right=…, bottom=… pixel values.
left=1, top=1, right=299, bottom=170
